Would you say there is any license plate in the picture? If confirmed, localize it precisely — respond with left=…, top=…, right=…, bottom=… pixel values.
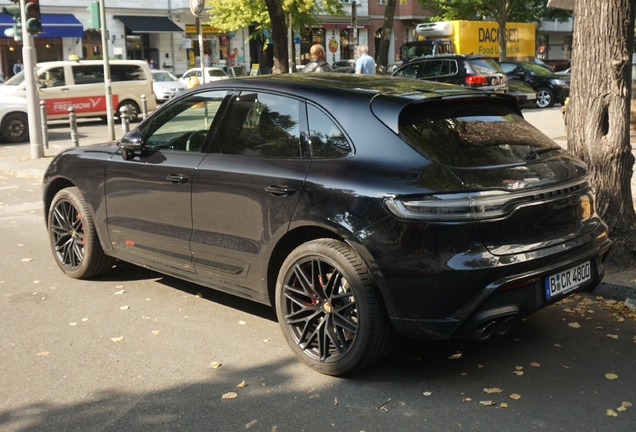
left=545, top=261, right=591, bottom=299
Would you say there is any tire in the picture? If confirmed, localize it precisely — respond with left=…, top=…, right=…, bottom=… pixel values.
left=117, top=100, right=141, bottom=123
left=275, top=239, right=395, bottom=376
left=48, top=187, right=115, bottom=279
left=536, top=88, right=555, bottom=108
left=1, top=113, right=29, bottom=143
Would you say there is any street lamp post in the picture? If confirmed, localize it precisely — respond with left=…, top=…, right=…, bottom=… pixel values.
left=190, top=0, right=205, bottom=84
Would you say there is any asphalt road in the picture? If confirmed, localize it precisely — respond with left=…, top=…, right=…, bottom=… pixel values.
left=1, top=115, right=635, bottom=431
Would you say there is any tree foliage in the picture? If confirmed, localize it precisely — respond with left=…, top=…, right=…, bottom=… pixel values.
left=417, top=0, right=572, bottom=24
left=205, top=0, right=342, bottom=73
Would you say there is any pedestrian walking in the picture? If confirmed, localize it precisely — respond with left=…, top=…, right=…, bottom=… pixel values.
left=303, top=44, right=333, bottom=73
left=12, top=59, right=23, bottom=76
left=355, top=45, right=375, bottom=75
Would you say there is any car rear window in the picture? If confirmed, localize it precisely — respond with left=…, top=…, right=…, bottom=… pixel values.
left=398, top=102, right=560, bottom=168
left=466, top=58, right=504, bottom=75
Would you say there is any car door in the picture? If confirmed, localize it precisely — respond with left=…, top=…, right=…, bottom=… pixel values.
left=37, top=65, right=74, bottom=118
left=190, top=91, right=311, bottom=292
left=104, top=89, right=229, bottom=272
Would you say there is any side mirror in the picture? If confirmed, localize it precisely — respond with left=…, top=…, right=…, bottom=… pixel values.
left=118, top=129, right=143, bottom=160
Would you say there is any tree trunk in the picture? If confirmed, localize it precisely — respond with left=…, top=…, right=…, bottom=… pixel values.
left=263, top=0, right=289, bottom=74
left=497, top=18, right=506, bottom=62
left=376, top=0, right=397, bottom=73
left=565, top=0, right=636, bottom=268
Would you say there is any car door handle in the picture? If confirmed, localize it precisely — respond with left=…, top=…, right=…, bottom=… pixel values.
left=265, top=185, right=295, bottom=197
left=60, top=88, right=70, bottom=91
left=166, top=174, right=189, bottom=184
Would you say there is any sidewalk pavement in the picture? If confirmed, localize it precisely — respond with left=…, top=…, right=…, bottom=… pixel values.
left=1, top=110, right=635, bottom=302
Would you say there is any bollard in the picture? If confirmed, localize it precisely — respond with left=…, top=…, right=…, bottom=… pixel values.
left=141, top=94, right=148, bottom=120
left=68, top=106, right=79, bottom=147
left=39, top=100, right=49, bottom=150
left=120, top=106, right=130, bottom=134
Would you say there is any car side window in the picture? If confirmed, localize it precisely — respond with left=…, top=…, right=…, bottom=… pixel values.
left=143, top=90, right=227, bottom=153
left=448, top=60, right=458, bottom=75
left=72, top=65, right=104, bottom=84
left=38, top=67, right=66, bottom=88
left=420, top=60, right=443, bottom=78
left=395, top=63, right=420, bottom=78
left=307, top=105, right=350, bottom=158
left=221, top=92, right=302, bottom=158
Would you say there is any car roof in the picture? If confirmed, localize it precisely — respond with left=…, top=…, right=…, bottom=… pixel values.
left=195, top=74, right=519, bottom=133
left=408, top=54, right=494, bottom=62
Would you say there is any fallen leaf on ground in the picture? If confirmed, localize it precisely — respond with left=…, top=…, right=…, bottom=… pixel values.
left=460, top=372, right=468, bottom=376
left=120, top=305, right=130, bottom=310
left=615, top=317, right=625, bottom=323
left=617, top=406, right=627, bottom=412
left=37, top=351, right=50, bottom=356
left=114, top=290, right=125, bottom=295
left=515, top=366, right=523, bottom=371
left=513, top=371, right=524, bottom=376
left=605, top=373, right=618, bottom=380
left=484, top=388, right=503, bottom=394
left=222, top=392, right=237, bottom=400
left=210, top=362, right=222, bottom=369
left=82, top=318, right=88, bottom=322
left=151, top=330, right=161, bottom=335
left=500, top=403, right=508, bottom=408
left=479, top=401, right=495, bottom=406
left=447, top=353, right=462, bottom=360
left=554, top=343, right=562, bottom=347
left=607, top=409, right=618, bottom=417
left=423, top=392, right=432, bottom=396
left=477, top=364, right=485, bottom=368
left=34, top=281, right=40, bottom=284
left=111, top=336, right=125, bottom=342
left=263, top=338, right=270, bottom=342
left=465, top=398, right=472, bottom=402
left=69, top=322, right=77, bottom=326
left=563, top=308, right=574, bottom=313
left=196, top=292, right=203, bottom=298
left=568, top=322, right=581, bottom=328
left=21, top=258, right=32, bottom=262
left=334, top=398, right=338, bottom=406
left=562, top=365, right=572, bottom=369
left=237, top=381, right=247, bottom=389
left=509, top=394, right=521, bottom=400
left=622, top=402, right=633, bottom=408
left=238, top=321, right=247, bottom=325
left=607, top=334, right=618, bottom=339
left=531, top=362, right=541, bottom=367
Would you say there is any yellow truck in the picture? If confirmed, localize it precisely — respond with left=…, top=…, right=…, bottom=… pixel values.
left=400, top=20, right=536, bottom=63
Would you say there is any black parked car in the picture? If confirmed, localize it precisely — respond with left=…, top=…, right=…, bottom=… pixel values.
left=392, top=54, right=536, bottom=109
left=43, top=75, right=611, bottom=376
left=498, top=60, right=570, bottom=108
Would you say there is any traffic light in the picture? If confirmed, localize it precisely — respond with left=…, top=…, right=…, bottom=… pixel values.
left=2, top=0, right=22, bottom=41
left=24, top=0, right=41, bottom=36
left=86, top=1, right=100, bottom=30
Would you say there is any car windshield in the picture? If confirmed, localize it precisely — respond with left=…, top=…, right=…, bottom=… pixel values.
left=519, top=62, right=553, bottom=76
left=3, top=71, right=25, bottom=86
left=208, top=69, right=227, bottom=77
left=467, top=58, right=504, bottom=75
left=153, top=71, right=178, bottom=82
left=399, top=102, right=560, bottom=168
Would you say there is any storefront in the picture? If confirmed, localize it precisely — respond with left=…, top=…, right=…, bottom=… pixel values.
left=0, top=13, right=83, bottom=80
left=184, top=24, right=227, bottom=69
left=114, top=15, right=183, bottom=67
left=300, top=21, right=370, bottom=66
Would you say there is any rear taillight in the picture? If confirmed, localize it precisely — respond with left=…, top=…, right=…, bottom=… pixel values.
left=465, top=75, right=488, bottom=85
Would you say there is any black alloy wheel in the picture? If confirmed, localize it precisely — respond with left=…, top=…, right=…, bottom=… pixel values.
left=48, top=187, right=114, bottom=279
left=275, top=239, right=395, bottom=376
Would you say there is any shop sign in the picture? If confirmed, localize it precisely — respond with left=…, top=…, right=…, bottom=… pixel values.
left=185, top=24, right=222, bottom=34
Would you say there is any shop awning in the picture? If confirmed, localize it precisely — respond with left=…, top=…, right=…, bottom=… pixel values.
left=114, top=16, right=184, bottom=34
left=0, top=13, right=84, bottom=38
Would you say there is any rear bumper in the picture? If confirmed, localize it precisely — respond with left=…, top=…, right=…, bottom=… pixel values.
left=361, top=218, right=612, bottom=339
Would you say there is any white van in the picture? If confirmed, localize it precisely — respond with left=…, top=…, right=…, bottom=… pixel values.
left=0, top=60, right=157, bottom=121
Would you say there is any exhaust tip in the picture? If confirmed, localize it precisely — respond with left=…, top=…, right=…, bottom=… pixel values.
left=496, top=316, right=517, bottom=336
left=479, top=321, right=498, bottom=340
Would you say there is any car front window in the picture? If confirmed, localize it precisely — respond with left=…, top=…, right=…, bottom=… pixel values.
left=221, top=92, right=302, bottom=158
left=143, top=90, right=227, bottom=153
left=3, top=70, right=24, bottom=85
left=153, top=72, right=177, bottom=82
